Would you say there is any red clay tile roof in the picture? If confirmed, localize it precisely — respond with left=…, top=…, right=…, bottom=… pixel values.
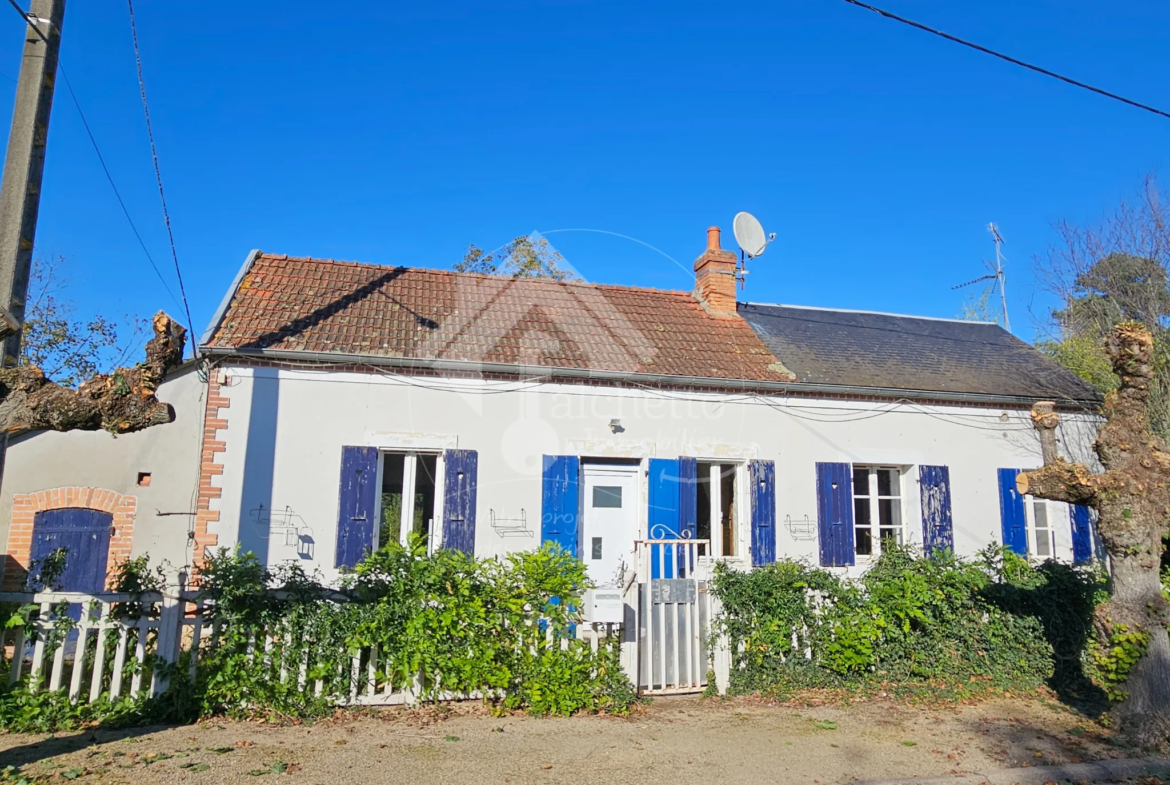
left=205, top=253, right=790, bottom=383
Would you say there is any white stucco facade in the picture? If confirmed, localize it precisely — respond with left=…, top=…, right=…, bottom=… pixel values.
left=207, top=364, right=1100, bottom=584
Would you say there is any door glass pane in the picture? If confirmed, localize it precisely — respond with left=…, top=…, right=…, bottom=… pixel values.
left=592, top=486, right=622, bottom=508
left=380, top=453, right=405, bottom=549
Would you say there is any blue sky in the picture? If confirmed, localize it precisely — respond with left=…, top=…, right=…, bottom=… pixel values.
left=6, top=0, right=1169, bottom=354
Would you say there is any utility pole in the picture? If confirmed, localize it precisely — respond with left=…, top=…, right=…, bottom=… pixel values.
left=0, top=0, right=66, bottom=365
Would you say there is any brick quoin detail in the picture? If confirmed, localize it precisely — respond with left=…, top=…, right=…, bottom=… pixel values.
left=194, top=372, right=230, bottom=574
left=2, top=487, right=136, bottom=591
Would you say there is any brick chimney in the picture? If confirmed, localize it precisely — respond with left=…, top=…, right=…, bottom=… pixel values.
left=693, top=226, right=739, bottom=318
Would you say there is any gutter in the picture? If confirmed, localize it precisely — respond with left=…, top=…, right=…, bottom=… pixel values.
left=200, top=249, right=261, bottom=347
left=198, top=345, right=1101, bottom=410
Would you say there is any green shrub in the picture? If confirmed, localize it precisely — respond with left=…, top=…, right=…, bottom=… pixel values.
left=711, top=544, right=1104, bottom=698
left=0, top=542, right=637, bottom=730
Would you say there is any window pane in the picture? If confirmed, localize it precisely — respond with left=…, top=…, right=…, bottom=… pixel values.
left=880, top=527, right=902, bottom=548
left=855, top=526, right=873, bottom=556
left=414, top=454, right=437, bottom=541
left=852, top=467, right=869, bottom=497
left=1033, top=500, right=1048, bottom=530
left=1035, top=531, right=1052, bottom=558
left=878, top=498, right=902, bottom=528
left=380, top=492, right=401, bottom=549
left=593, top=486, right=622, bottom=508
left=877, top=468, right=899, bottom=497
left=591, top=537, right=603, bottom=560
left=380, top=453, right=406, bottom=549
left=854, top=497, right=871, bottom=527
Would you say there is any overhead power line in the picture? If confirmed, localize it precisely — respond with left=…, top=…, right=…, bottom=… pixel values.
left=839, top=0, right=1170, bottom=122
left=126, top=0, right=197, bottom=354
left=3, top=0, right=182, bottom=308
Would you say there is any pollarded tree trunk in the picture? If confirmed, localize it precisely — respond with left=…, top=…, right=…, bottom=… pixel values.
left=0, top=311, right=186, bottom=434
left=1017, top=322, right=1170, bottom=746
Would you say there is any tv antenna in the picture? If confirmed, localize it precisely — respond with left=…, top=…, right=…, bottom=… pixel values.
left=732, top=211, right=776, bottom=289
left=952, top=222, right=1010, bottom=332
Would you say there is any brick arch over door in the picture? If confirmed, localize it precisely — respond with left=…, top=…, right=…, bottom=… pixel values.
left=2, top=487, right=136, bottom=591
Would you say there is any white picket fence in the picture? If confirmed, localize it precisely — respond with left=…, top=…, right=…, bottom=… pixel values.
left=630, top=539, right=723, bottom=694
left=0, top=588, right=626, bottom=708
left=1, top=589, right=205, bottom=703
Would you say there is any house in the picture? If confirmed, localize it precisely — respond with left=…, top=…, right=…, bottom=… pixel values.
left=0, top=364, right=205, bottom=591
left=0, top=225, right=1103, bottom=597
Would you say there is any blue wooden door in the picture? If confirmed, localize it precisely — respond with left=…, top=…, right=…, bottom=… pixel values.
left=29, top=508, right=112, bottom=592
left=919, top=465, right=954, bottom=557
left=335, top=446, right=379, bottom=568
left=816, top=462, right=855, bottom=566
left=749, top=460, right=776, bottom=567
left=997, top=468, right=1028, bottom=556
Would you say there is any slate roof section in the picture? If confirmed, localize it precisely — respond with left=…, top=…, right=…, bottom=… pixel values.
left=204, top=253, right=789, bottom=383
left=738, top=303, right=1103, bottom=403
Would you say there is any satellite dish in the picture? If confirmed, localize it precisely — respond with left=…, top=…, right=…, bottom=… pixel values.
left=733, top=211, right=769, bottom=258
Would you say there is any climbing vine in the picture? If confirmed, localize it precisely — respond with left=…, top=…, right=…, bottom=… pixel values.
left=1, top=542, right=635, bottom=731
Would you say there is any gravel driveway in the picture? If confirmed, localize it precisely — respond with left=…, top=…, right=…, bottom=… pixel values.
left=0, top=694, right=1130, bottom=785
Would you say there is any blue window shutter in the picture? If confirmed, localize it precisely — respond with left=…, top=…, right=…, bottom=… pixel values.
left=750, top=459, right=777, bottom=567
left=918, top=465, right=954, bottom=557
left=816, top=462, right=855, bottom=567
left=30, top=509, right=113, bottom=592
left=443, top=449, right=478, bottom=554
left=648, top=458, right=682, bottom=539
left=997, top=468, right=1028, bottom=556
left=541, top=455, right=580, bottom=558
left=677, top=457, right=699, bottom=577
left=335, top=446, right=379, bottom=568
left=648, top=458, right=682, bottom=578
left=1071, top=505, right=1094, bottom=564
left=678, top=457, right=698, bottom=540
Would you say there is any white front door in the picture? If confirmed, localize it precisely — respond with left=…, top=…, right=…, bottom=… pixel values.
left=581, top=462, right=640, bottom=587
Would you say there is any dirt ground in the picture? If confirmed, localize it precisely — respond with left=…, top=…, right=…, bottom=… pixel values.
left=0, top=694, right=1140, bottom=785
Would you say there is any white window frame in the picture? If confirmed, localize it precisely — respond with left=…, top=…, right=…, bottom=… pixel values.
left=851, top=464, right=906, bottom=559
left=374, top=450, right=445, bottom=555
left=1024, top=495, right=1057, bottom=561
left=697, top=460, right=748, bottom=562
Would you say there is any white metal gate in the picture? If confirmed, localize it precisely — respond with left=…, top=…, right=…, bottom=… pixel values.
left=632, top=539, right=713, bottom=694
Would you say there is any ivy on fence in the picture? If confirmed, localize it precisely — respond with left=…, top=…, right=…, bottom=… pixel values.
left=0, top=541, right=635, bottom=731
